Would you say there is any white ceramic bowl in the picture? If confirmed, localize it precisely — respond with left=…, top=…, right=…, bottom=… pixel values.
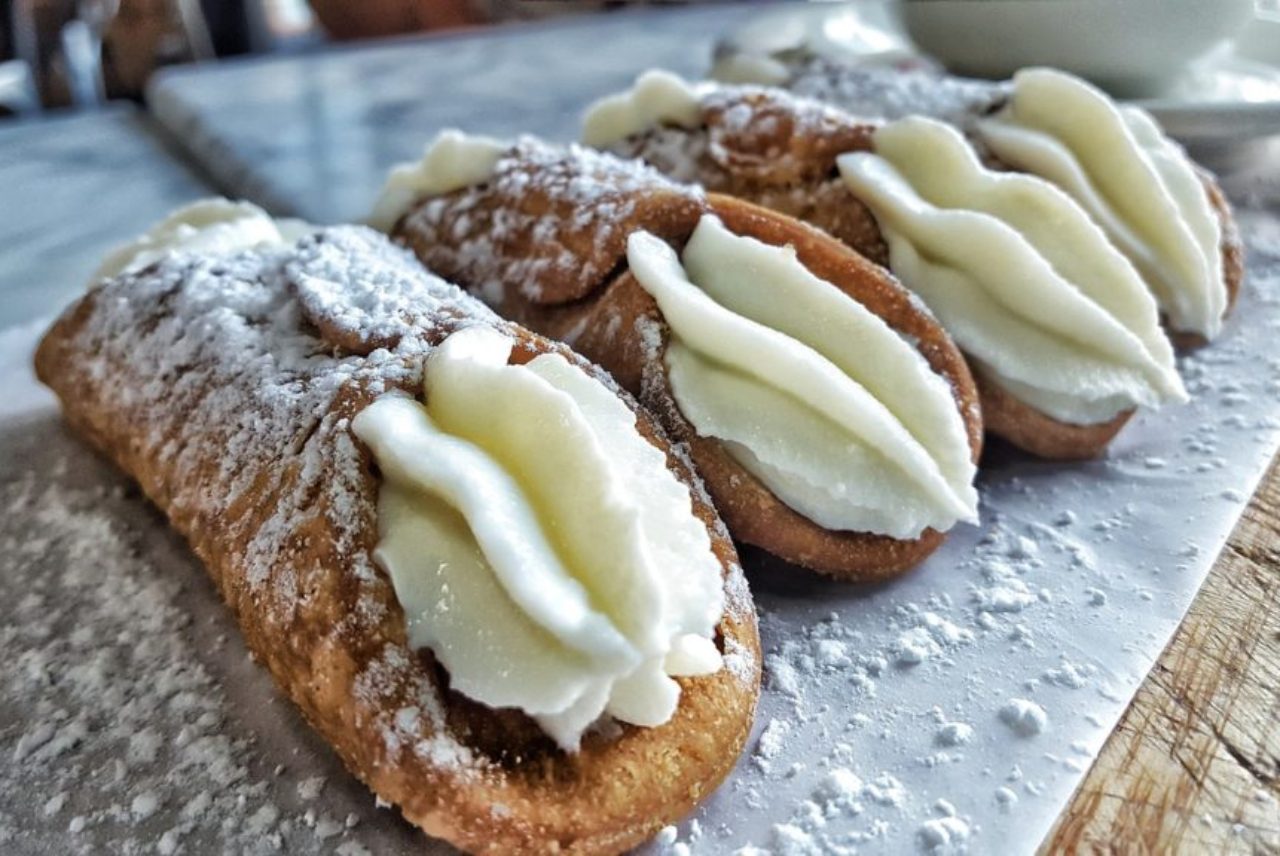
left=901, top=0, right=1256, bottom=96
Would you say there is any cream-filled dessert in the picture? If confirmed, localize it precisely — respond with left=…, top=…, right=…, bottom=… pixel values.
left=975, top=68, right=1228, bottom=340
left=41, top=197, right=762, bottom=852
left=98, top=206, right=725, bottom=730
left=627, top=215, right=978, bottom=540
left=352, top=326, right=724, bottom=751
left=373, top=132, right=980, bottom=538
left=838, top=117, right=1187, bottom=426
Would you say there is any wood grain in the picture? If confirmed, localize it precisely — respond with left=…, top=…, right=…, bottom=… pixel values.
left=1043, top=452, right=1280, bottom=853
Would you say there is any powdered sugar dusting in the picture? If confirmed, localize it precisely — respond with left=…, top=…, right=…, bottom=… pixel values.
left=780, top=58, right=1008, bottom=128
left=607, top=78, right=867, bottom=188
left=32, top=224, right=497, bottom=786
left=398, top=137, right=703, bottom=307
left=6, top=65, right=1280, bottom=853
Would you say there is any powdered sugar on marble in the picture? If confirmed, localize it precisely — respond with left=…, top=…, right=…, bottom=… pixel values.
left=0, top=436, right=420, bottom=854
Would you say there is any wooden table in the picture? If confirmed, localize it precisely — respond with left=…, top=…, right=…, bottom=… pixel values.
left=1046, top=454, right=1280, bottom=852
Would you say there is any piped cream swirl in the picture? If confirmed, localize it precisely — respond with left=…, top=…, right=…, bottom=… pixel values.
left=838, top=117, right=1186, bottom=426
left=94, top=199, right=305, bottom=281
left=369, top=130, right=506, bottom=232
left=582, top=70, right=707, bottom=149
left=975, top=68, right=1227, bottom=340
left=628, top=215, right=978, bottom=540
left=351, top=327, right=724, bottom=751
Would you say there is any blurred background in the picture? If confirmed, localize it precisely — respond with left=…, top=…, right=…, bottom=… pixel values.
left=5, top=0, right=1280, bottom=118
left=0, top=0, right=675, bottom=115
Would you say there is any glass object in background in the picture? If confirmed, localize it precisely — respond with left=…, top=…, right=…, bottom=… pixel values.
left=0, top=59, right=38, bottom=114
left=257, top=0, right=315, bottom=46
left=11, top=0, right=80, bottom=107
left=1, top=1, right=39, bottom=112
left=899, top=0, right=1257, bottom=97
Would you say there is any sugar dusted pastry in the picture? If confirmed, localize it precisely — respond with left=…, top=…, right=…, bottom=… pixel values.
left=707, top=61, right=1243, bottom=343
left=375, top=134, right=983, bottom=579
left=586, top=70, right=890, bottom=266
left=35, top=200, right=761, bottom=854
left=590, top=71, right=1191, bottom=458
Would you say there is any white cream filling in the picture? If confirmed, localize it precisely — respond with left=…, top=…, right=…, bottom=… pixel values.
left=582, top=69, right=708, bottom=149
left=628, top=216, right=977, bottom=540
left=351, top=327, right=723, bottom=752
left=94, top=199, right=302, bottom=281
left=368, top=130, right=506, bottom=232
left=709, top=53, right=791, bottom=87
left=975, top=67, right=1226, bottom=340
left=837, top=117, right=1186, bottom=426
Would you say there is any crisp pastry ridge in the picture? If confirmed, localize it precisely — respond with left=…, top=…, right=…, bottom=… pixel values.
left=387, top=137, right=983, bottom=579
left=34, top=223, right=761, bottom=854
left=593, top=73, right=1226, bottom=459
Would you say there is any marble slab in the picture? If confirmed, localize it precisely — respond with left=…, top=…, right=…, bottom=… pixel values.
left=147, top=5, right=756, bottom=224
left=0, top=107, right=212, bottom=328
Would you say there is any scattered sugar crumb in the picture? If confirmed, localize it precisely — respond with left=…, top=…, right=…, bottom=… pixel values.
left=936, top=722, right=974, bottom=747
left=999, top=700, right=1048, bottom=737
left=917, top=815, right=971, bottom=852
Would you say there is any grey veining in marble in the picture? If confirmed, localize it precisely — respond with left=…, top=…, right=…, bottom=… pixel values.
left=147, top=5, right=758, bottom=223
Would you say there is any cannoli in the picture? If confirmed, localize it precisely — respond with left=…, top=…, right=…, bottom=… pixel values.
left=706, top=61, right=1244, bottom=344
left=587, top=71, right=1191, bottom=459
left=374, top=134, right=983, bottom=579
left=35, top=199, right=761, bottom=855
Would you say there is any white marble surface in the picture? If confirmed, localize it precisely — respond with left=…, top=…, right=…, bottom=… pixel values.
left=147, top=5, right=757, bottom=223
left=0, top=107, right=211, bottom=328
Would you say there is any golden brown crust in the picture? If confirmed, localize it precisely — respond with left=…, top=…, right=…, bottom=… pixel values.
left=972, top=371, right=1132, bottom=461
left=34, top=230, right=761, bottom=855
left=398, top=153, right=983, bottom=579
left=393, top=142, right=707, bottom=311
left=1210, top=174, right=1246, bottom=317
